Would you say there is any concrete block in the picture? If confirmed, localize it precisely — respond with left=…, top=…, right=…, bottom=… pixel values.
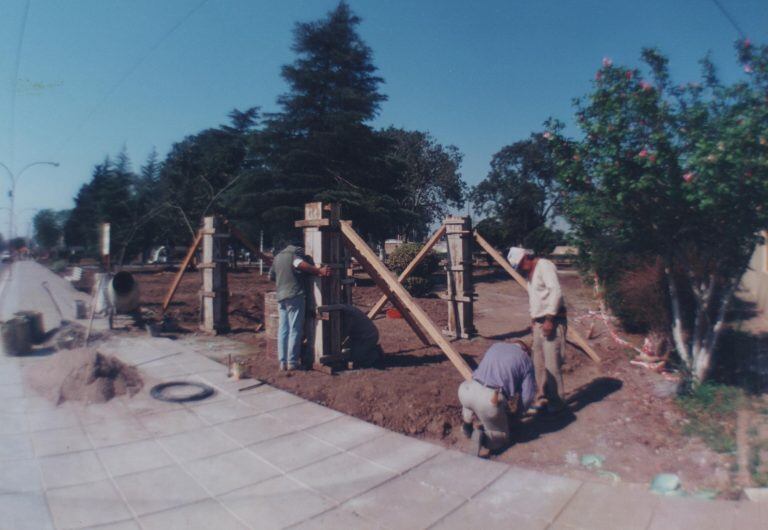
left=647, top=497, right=740, bottom=530
left=138, top=408, right=206, bottom=437
left=189, top=398, right=259, bottom=425
left=469, top=467, right=581, bottom=523
left=83, top=417, right=152, bottom=448
left=138, top=499, right=249, bottom=530
left=216, top=413, right=296, bottom=446
left=31, top=425, right=92, bottom=457
left=98, top=439, right=175, bottom=477
left=0, top=492, right=54, bottom=530
left=551, top=482, right=658, bottom=530
left=304, top=415, right=388, bottom=450
left=184, top=448, right=281, bottom=495
left=46, top=479, right=132, bottom=529
left=39, top=450, right=108, bottom=489
left=156, top=426, right=239, bottom=462
left=0, top=411, right=28, bottom=434
left=115, top=465, right=208, bottom=516
left=248, top=430, right=341, bottom=472
left=289, top=451, right=396, bottom=502
left=350, top=431, right=443, bottom=473
left=0, top=432, right=34, bottom=459
left=402, top=449, right=507, bottom=499
left=346, top=474, right=466, bottom=528
left=218, top=475, right=335, bottom=529
left=237, top=388, right=304, bottom=413
left=0, top=458, right=43, bottom=494
left=266, top=401, right=342, bottom=432
left=432, top=501, right=548, bottom=530
left=290, top=507, right=380, bottom=530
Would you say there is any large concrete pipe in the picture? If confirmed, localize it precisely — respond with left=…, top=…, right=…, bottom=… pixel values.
left=107, top=271, right=141, bottom=313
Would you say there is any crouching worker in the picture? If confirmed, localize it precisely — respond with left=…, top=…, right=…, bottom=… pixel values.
left=458, top=341, right=536, bottom=456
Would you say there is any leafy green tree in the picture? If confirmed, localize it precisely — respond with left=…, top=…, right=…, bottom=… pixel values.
left=158, top=108, right=260, bottom=242
left=471, top=134, right=562, bottom=250
left=33, top=209, right=64, bottom=249
left=381, top=127, right=465, bottom=240
left=549, top=41, right=768, bottom=383
left=249, top=1, right=405, bottom=243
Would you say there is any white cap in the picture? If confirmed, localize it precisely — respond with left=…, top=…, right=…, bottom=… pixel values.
left=506, top=247, right=532, bottom=269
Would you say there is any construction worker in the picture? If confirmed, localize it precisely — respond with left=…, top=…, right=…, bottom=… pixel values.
left=269, top=240, right=331, bottom=371
left=459, top=340, right=536, bottom=455
left=507, top=246, right=567, bottom=413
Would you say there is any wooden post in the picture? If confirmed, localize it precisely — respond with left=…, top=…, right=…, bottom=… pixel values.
left=295, top=202, right=344, bottom=367
left=200, top=216, right=229, bottom=334
left=341, top=221, right=473, bottom=380
left=444, top=216, right=476, bottom=339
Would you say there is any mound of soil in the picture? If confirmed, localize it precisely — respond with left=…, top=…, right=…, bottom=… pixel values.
left=25, top=348, right=143, bottom=405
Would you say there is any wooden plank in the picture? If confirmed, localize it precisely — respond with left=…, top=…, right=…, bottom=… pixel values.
left=161, top=231, right=202, bottom=314
left=295, top=218, right=332, bottom=228
left=473, top=231, right=601, bottom=363
left=223, top=220, right=273, bottom=265
left=367, top=224, right=447, bottom=319
left=341, top=222, right=473, bottom=380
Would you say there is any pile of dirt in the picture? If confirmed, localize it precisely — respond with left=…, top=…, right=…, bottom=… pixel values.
left=25, top=348, right=143, bottom=405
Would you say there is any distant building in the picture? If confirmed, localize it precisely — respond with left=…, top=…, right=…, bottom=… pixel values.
left=384, top=238, right=404, bottom=256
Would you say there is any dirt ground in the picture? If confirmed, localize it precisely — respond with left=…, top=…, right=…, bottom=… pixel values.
left=126, top=264, right=734, bottom=494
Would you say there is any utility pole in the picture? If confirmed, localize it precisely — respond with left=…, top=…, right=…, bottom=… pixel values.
left=0, top=161, right=59, bottom=239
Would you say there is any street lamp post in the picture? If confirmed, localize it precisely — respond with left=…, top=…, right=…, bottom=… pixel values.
left=0, top=161, right=59, bottom=240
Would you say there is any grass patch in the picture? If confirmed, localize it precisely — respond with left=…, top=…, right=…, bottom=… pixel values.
left=751, top=441, right=768, bottom=487
left=677, top=383, right=743, bottom=453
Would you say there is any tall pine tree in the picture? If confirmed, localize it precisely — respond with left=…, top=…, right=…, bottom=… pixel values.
left=248, top=1, right=405, bottom=243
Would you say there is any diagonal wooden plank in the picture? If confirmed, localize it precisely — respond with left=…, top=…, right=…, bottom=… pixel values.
left=341, top=222, right=473, bottom=380
left=223, top=219, right=273, bottom=265
left=161, top=230, right=202, bottom=314
left=473, top=231, right=601, bottom=363
left=367, top=224, right=447, bottom=319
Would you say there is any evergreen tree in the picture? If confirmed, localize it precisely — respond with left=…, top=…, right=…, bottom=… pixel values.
left=250, top=1, right=404, bottom=243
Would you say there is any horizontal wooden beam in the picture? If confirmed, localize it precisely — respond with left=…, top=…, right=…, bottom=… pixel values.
left=342, top=222, right=473, bottom=380
left=295, top=218, right=332, bottom=228
left=473, top=231, right=601, bottom=364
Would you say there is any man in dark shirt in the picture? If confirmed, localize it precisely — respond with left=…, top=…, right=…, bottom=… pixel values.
left=458, top=340, right=536, bottom=455
left=269, top=242, right=330, bottom=371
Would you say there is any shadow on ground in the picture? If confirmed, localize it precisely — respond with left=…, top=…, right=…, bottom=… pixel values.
left=511, top=376, right=623, bottom=445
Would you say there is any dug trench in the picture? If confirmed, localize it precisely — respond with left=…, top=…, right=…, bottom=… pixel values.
left=129, top=265, right=735, bottom=495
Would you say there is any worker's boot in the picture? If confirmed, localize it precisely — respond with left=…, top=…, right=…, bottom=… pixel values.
left=470, top=426, right=485, bottom=457
left=461, top=422, right=473, bottom=439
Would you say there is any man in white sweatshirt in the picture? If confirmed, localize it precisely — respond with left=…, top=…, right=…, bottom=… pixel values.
left=507, top=247, right=567, bottom=413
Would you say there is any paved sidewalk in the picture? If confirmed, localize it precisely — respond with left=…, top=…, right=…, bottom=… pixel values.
left=1, top=333, right=765, bottom=529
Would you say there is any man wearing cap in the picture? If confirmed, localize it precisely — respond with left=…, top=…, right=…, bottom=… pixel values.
left=507, top=247, right=567, bottom=413
left=269, top=241, right=331, bottom=371
left=458, top=340, right=536, bottom=455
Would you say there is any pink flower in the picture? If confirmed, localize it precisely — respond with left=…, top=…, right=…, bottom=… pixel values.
left=625, top=70, right=633, bottom=80
left=543, top=131, right=552, bottom=140
left=744, top=64, right=753, bottom=74
left=640, top=81, right=652, bottom=91
left=602, top=57, right=613, bottom=67
left=638, top=148, right=648, bottom=158
left=683, top=172, right=695, bottom=183
left=649, top=154, right=657, bottom=163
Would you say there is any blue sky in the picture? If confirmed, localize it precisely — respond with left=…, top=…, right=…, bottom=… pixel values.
left=1, top=0, right=766, bottom=238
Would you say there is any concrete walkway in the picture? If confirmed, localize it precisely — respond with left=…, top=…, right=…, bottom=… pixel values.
left=1, top=333, right=764, bottom=530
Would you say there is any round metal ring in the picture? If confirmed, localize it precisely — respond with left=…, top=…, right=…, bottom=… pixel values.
left=150, top=381, right=215, bottom=403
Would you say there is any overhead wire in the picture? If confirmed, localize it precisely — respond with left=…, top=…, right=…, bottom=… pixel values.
left=711, top=0, right=746, bottom=39
left=50, top=0, right=211, bottom=159
left=8, top=0, right=32, bottom=169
